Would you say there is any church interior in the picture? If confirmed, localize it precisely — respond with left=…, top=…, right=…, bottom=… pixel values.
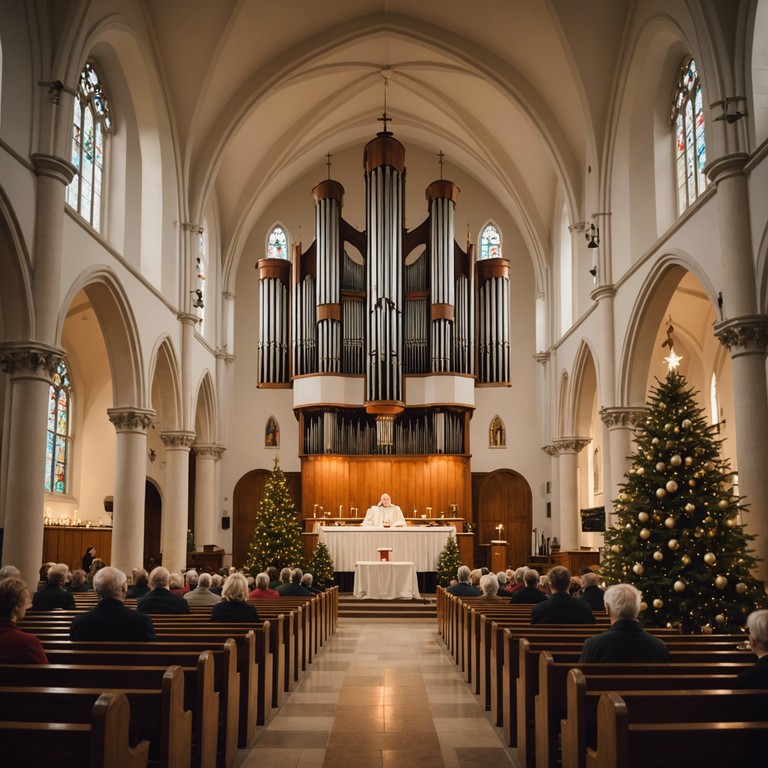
left=1, top=2, right=768, bottom=766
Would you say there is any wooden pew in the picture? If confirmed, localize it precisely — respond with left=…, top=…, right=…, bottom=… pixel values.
left=587, top=691, right=768, bottom=768
left=0, top=665, right=190, bottom=768
left=40, top=642, right=238, bottom=768
left=561, top=668, right=767, bottom=768
left=0, top=691, right=149, bottom=768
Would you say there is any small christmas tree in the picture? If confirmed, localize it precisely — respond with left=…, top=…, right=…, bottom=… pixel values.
left=436, top=533, right=463, bottom=587
left=307, top=542, right=335, bottom=590
left=243, top=457, right=304, bottom=574
left=601, top=369, right=767, bottom=632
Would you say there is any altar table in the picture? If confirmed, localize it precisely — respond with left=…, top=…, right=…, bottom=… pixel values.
left=317, top=526, right=456, bottom=571
left=353, top=561, right=421, bottom=600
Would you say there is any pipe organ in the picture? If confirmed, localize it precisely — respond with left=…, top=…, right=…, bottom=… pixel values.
left=256, top=127, right=511, bottom=476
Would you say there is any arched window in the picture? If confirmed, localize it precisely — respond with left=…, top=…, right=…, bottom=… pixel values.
left=66, top=62, right=111, bottom=229
left=671, top=56, right=707, bottom=215
left=489, top=415, right=506, bottom=448
left=267, top=226, right=288, bottom=259
left=45, top=361, right=72, bottom=494
left=479, top=224, right=502, bottom=260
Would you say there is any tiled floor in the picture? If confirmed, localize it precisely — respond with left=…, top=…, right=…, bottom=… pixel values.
left=236, top=621, right=518, bottom=768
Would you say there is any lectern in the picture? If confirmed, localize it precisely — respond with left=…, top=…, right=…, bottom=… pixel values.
left=489, top=541, right=508, bottom=572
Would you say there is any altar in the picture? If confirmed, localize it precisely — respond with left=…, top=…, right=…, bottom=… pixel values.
left=353, top=561, right=420, bottom=600
left=317, top=525, right=456, bottom=571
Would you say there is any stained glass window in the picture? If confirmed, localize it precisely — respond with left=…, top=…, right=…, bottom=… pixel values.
left=267, top=227, right=288, bottom=259
left=66, top=62, right=112, bottom=229
left=480, top=224, right=502, bottom=260
left=671, top=57, right=707, bottom=215
left=45, top=361, right=72, bottom=494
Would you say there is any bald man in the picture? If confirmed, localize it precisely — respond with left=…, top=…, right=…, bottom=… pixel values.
left=362, top=493, right=406, bottom=527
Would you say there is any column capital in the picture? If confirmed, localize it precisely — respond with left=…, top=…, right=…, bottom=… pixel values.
left=590, top=285, right=616, bottom=302
left=178, top=312, right=201, bottom=326
left=541, top=444, right=559, bottom=457
left=714, top=316, right=768, bottom=356
left=192, top=443, right=225, bottom=460
left=568, top=221, right=587, bottom=234
left=31, top=153, right=77, bottom=185
left=181, top=221, right=204, bottom=235
left=160, top=430, right=196, bottom=450
left=600, top=406, right=649, bottom=429
left=533, top=351, right=550, bottom=365
left=705, top=152, right=749, bottom=185
left=553, top=436, right=591, bottom=453
left=107, top=407, right=155, bottom=433
left=0, top=341, right=65, bottom=380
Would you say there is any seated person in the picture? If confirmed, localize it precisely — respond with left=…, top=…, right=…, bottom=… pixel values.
left=530, top=566, right=595, bottom=625
left=301, top=573, right=322, bottom=594
left=137, top=566, right=191, bottom=614
left=445, top=565, right=482, bottom=596
left=0, top=576, right=48, bottom=663
left=185, top=572, right=221, bottom=606
left=510, top=569, right=548, bottom=604
left=579, top=571, right=605, bottom=610
left=505, top=566, right=527, bottom=595
left=168, top=571, right=186, bottom=596
left=249, top=572, right=280, bottom=599
left=125, top=569, right=150, bottom=598
left=477, top=573, right=507, bottom=602
left=266, top=566, right=281, bottom=590
left=734, top=609, right=768, bottom=688
left=30, top=562, right=75, bottom=610
left=276, top=568, right=313, bottom=596
left=211, top=573, right=260, bottom=622
left=70, top=567, right=157, bottom=641
left=496, top=571, right=508, bottom=595
left=362, top=493, right=406, bottom=527
left=578, top=583, right=669, bottom=663
left=68, top=569, right=93, bottom=592
left=210, top=573, right=224, bottom=595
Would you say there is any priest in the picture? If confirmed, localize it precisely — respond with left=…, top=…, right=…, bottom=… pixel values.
left=362, top=493, right=407, bottom=527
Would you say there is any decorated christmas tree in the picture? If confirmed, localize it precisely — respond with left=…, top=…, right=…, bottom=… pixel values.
left=601, top=367, right=767, bottom=632
left=436, top=533, right=463, bottom=587
left=243, top=457, right=305, bottom=574
left=307, top=542, right=335, bottom=590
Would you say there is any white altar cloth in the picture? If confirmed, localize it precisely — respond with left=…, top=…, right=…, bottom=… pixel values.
left=317, top=526, right=455, bottom=571
left=353, top=561, right=420, bottom=600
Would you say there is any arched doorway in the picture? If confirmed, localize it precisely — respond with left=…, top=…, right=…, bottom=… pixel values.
left=144, top=479, right=162, bottom=569
left=473, top=469, right=532, bottom=570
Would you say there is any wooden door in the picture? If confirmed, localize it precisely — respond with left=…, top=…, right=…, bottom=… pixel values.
left=473, top=469, right=532, bottom=571
left=143, top=480, right=162, bottom=569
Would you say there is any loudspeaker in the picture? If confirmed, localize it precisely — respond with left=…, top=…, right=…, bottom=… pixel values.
left=221, top=516, right=230, bottom=530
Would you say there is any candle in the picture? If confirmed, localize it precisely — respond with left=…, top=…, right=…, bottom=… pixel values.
left=339, top=504, right=342, bottom=515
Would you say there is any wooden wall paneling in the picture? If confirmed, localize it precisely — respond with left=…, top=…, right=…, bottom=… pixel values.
left=43, top=527, right=113, bottom=572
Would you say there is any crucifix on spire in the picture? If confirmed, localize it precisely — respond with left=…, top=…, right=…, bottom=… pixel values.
left=377, top=76, right=393, bottom=135
left=437, top=150, right=445, bottom=179
left=325, top=152, right=333, bottom=179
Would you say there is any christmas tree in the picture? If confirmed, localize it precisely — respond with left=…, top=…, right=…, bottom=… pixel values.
left=243, top=457, right=305, bottom=574
left=307, top=542, right=335, bottom=590
left=601, top=369, right=767, bottom=632
left=436, top=533, right=463, bottom=587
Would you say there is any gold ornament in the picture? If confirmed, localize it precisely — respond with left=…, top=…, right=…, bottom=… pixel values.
left=625, top=523, right=632, bottom=532
left=664, top=423, right=674, bottom=432
left=639, top=528, right=650, bottom=540
left=684, top=456, right=693, bottom=466
left=653, top=598, right=663, bottom=608
left=632, top=563, right=645, bottom=575
left=646, top=452, right=654, bottom=460
left=724, top=518, right=734, bottom=528
left=673, top=427, right=680, bottom=434
left=653, top=550, right=663, bottom=561
left=666, top=480, right=678, bottom=493
left=681, top=554, right=692, bottom=565
left=682, top=419, right=692, bottom=429
left=715, top=575, right=727, bottom=590
left=670, top=455, right=682, bottom=466
left=704, top=461, right=715, bottom=472
left=715, top=614, right=726, bottom=624
left=636, top=467, right=645, bottom=476
left=639, top=601, right=648, bottom=611
left=651, top=438, right=660, bottom=445
left=655, top=462, right=666, bottom=472
left=717, top=499, right=728, bottom=510
left=659, top=402, right=667, bottom=411
left=703, top=552, right=716, bottom=565
left=688, top=479, right=696, bottom=487
left=702, top=625, right=713, bottom=634
left=736, top=582, right=747, bottom=594
left=656, top=488, right=667, bottom=499
left=673, top=580, right=685, bottom=592
left=638, top=511, right=649, bottom=523
left=664, top=517, right=676, bottom=529
left=684, top=503, right=696, bottom=513
left=668, top=539, right=680, bottom=550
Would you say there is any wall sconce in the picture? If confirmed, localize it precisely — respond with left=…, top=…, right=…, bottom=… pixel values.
left=585, top=224, right=599, bottom=249
left=191, top=289, right=204, bottom=309
left=148, top=449, right=156, bottom=463
left=712, top=96, right=747, bottom=124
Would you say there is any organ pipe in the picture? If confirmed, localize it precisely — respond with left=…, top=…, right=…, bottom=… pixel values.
left=256, top=258, right=291, bottom=383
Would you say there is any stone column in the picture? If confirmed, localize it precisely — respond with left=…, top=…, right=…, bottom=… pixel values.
left=192, top=444, right=225, bottom=547
left=714, top=318, right=768, bottom=580
left=553, top=437, right=591, bottom=551
left=541, top=444, right=560, bottom=547
left=0, top=343, right=64, bottom=584
left=160, top=431, right=195, bottom=574
left=599, top=407, right=649, bottom=521
left=107, top=408, right=155, bottom=576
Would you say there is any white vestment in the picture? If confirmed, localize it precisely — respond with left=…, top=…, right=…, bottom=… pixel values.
left=362, top=504, right=407, bottom=527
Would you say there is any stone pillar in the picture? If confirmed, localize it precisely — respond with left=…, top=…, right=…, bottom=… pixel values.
left=553, top=437, right=591, bottom=550
left=542, top=444, right=559, bottom=546
left=714, top=318, right=768, bottom=581
left=600, top=407, right=649, bottom=521
left=179, top=314, right=199, bottom=431
left=0, top=343, right=64, bottom=584
left=107, top=408, right=155, bottom=576
left=30, top=154, right=76, bottom=344
left=160, top=431, right=195, bottom=574
left=192, top=444, right=225, bottom=547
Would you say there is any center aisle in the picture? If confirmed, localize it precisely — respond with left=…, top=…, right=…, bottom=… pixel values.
left=235, top=620, right=518, bottom=768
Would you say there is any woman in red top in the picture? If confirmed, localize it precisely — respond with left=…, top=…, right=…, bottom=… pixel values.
left=0, top=575, right=48, bottom=664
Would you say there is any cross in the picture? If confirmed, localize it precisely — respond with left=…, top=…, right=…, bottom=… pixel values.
left=325, top=152, right=332, bottom=179
left=377, top=111, right=392, bottom=134
left=437, top=150, right=445, bottom=179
